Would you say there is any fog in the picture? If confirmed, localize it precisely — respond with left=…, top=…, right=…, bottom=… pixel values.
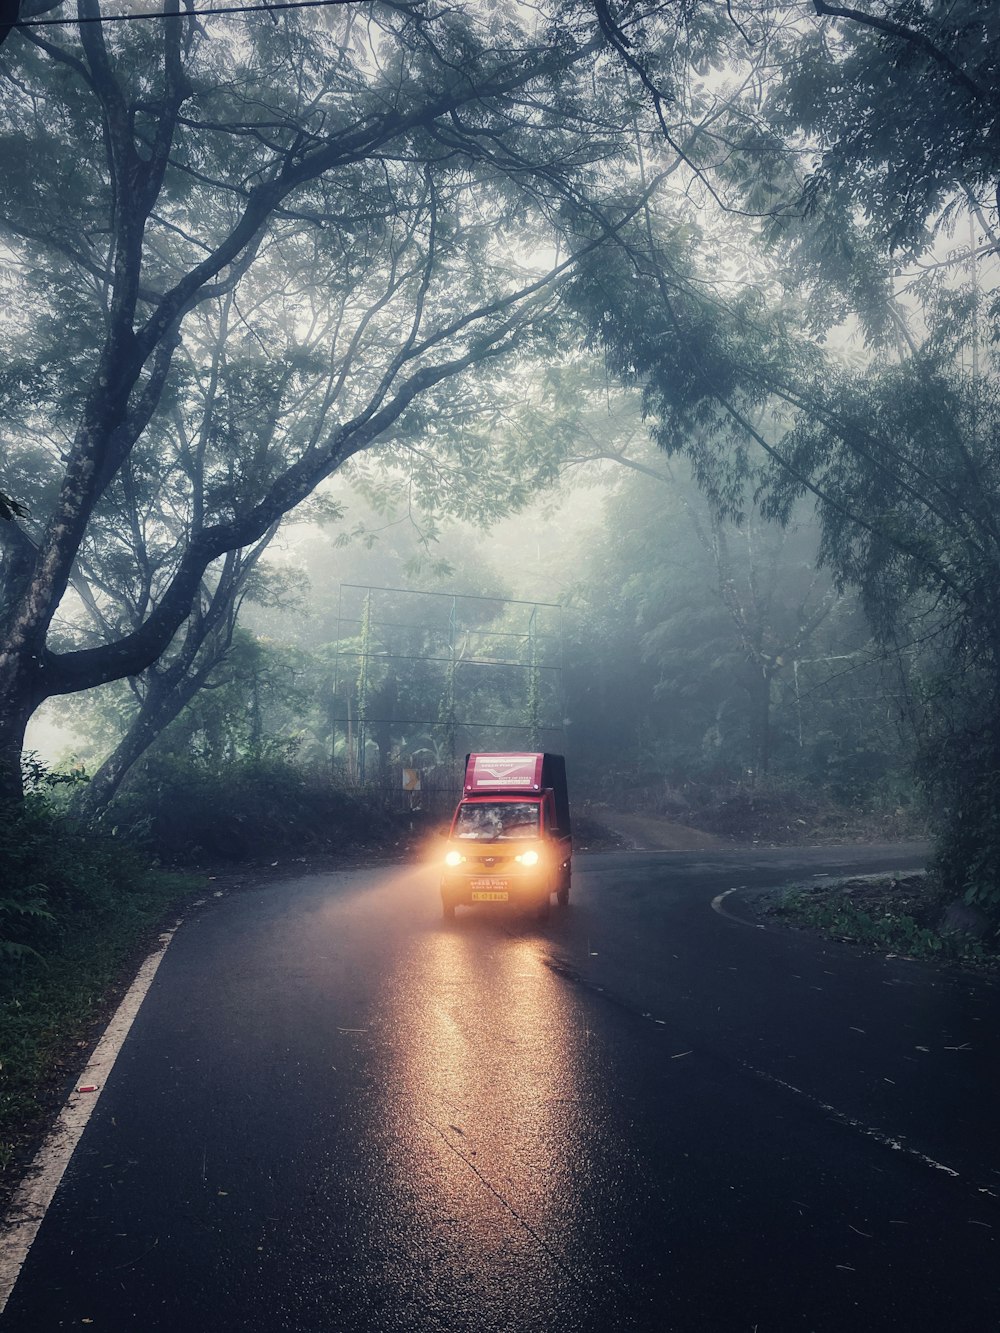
left=2, top=0, right=997, bottom=889
left=5, top=13, right=1000, bottom=1330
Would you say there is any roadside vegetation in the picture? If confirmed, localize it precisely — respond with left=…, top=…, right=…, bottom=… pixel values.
left=1, top=0, right=999, bottom=1195
left=3, top=0, right=997, bottom=921
left=0, top=775, right=199, bottom=1174
left=0, top=756, right=423, bottom=1180
left=756, top=874, right=997, bottom=970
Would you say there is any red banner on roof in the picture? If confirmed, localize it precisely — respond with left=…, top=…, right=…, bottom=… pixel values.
left=464, top=753, right=544, bottom=793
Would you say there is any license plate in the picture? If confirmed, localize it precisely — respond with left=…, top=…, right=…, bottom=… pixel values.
left=471, top=877, right=509, bottom=901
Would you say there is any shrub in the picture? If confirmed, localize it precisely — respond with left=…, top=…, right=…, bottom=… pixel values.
left=920, top=707, right=1000, bottom=920
left=104, top=749, right=392, bottom=862
left=0, top=776, right=152, bottom=959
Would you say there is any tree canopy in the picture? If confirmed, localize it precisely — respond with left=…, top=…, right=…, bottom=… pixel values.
left=0, top=0, right=664, bottom=799
left=4, top=0, right=1000, bottom=909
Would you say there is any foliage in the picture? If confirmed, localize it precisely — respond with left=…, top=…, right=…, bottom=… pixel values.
left=60, top=623, right=380, bottom=860
left=755, top=355, right=1000, bottom=911
left=764, top=1, right=1000, bottom=271
left=562, top=73, right=1000, bottom=907
left=102, top=748, right=388, bottom=863
left=0, top=777, right=202, bottom=1169
left=562, top=446, right=916, bottom=800
left=53, top=494, right=565, bottom=814
left=143, top=632, right=313, bottom=766
left=770, top=879, right=990, bottom=967
left=3, top=0, right=996, bottom=913
left=597, top=2, right=1000, bottom=327
left=0, top=0, right=668, bottom=800
left=0, top=784, right=152, bottom=959
left=919, top=685, right=1000, bottom=915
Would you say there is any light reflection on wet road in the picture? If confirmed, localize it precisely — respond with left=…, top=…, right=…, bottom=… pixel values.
left=375, top=926, right=630, bottom=1330
left=2, top=846, right=999, bottom=1331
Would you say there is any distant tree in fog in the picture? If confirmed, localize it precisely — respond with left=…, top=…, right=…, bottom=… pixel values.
left=571, top=0, right=1000, bottom=909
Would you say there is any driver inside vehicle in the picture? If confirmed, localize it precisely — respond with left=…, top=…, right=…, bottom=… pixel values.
left=454, top=802, right=540, bottom=841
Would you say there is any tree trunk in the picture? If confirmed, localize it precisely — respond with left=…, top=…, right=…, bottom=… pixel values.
left=0, top=690, right=33, bottom=805
left=373, top=720, right=393, bottom=786
left=755, top=667, right=773, bottom=779
left=73, top=671, right=202, bottom=818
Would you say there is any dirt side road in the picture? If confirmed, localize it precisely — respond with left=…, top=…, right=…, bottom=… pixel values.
left=595, top=809, right=730, bottom=851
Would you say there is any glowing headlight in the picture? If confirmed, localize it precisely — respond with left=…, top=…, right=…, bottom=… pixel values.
left=515, top=849, right=540, bottom=866
left=444, top=850, right=464, bottom=867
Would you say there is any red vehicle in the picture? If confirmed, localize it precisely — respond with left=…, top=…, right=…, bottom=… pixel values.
left=440, top=753, right=572, bottom=920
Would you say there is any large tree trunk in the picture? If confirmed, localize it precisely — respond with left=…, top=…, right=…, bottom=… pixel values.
left=0, top=512, right=49, bottom=802
left=73, top=672, right=201, bottom=818
left=0, top=688, right=33, bottom=805
left=0, top=538, right=47, bottom=802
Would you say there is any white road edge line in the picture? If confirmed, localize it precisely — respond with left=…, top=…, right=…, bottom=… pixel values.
left=711, top=886, right=762, bottom=927
left=715, top=874, right=961, bottom=1182
left=743, top=1062, right=961, bottom=1179
left=0, top=919, right=181, bottom=1314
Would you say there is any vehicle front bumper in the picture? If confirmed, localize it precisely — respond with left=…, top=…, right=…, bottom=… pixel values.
left=440, top=867, right=550, bottom=908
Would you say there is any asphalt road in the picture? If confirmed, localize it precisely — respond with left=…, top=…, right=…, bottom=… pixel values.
left=4, top=844, right=999, bottom=1332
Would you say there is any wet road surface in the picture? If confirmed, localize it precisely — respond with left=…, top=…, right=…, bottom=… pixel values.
left=3, top=844, right=999, bottom=1331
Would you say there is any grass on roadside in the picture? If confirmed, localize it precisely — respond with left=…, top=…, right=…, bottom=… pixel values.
left=765, top=875, right=993, bottom=967
left=0, top=863, right=204, bottom=1177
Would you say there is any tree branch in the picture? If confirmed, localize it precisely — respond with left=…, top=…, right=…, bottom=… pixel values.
left=812, top=1, right=989, bottom=103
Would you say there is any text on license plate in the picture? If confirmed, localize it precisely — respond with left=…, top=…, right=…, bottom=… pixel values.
left=471, top=878, right=509, bottom=901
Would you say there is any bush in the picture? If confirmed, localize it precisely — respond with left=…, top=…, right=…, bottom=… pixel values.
left=769, top=878, right=988, bottom=966
left=0, top=790, right=152, bottom=960
left=920, top=705, right=1000, bottom=920
left=104, top=749, right=394, bottom=862
left=0, top=771, right=204, bottom=1170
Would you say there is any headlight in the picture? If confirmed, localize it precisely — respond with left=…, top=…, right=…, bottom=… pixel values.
left=444, top=850, right=464, bottom=867
left=515, top=849, right=540, bottom=866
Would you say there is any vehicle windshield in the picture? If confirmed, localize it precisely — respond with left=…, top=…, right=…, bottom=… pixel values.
left=454, top=801, right=540, bottom=841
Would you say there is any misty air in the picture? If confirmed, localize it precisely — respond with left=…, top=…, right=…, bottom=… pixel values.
left=0, top=2, right=998, bottom=1329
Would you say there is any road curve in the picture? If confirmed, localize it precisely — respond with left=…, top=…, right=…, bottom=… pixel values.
left=2, top=843, right=998, bottom=1332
